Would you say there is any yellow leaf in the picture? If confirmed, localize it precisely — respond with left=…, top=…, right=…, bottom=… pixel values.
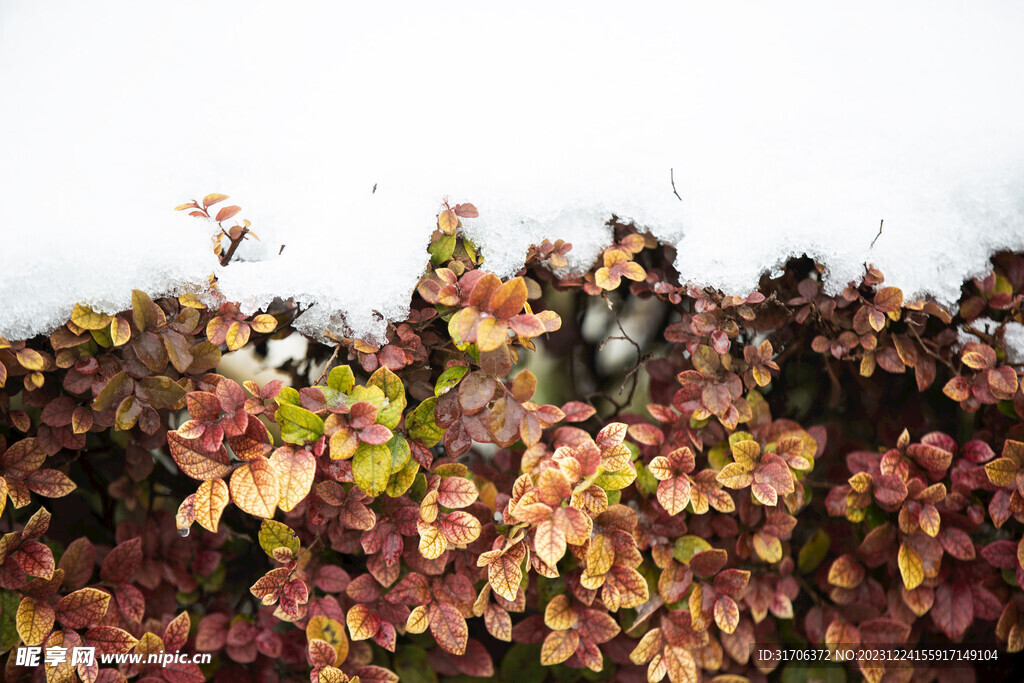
left=71, top=304, right=112, bottom=330
left=226, top=321, right=250, bottom=351
left=544, top=594, right=577, bottom=631
left=406, top=605, right=430, bottom=634
left=418, top=522, right=447, bottom=560
left=438, top=209, right=459, bottom=235
left=109, top=317, right=131, bottom=346
left=475, top=317, right=508, bottom=353
left=17, top=597, right=54, bottom=646
left=193, top=479, right=229, bottom=532
left=16, top=348, right=45, bottom=371
left=540, top=628, right=579, bottom=665
left=752, top=533, right=782, bottom=563
left=250, top=314, right=278, bottom=334
left=306, top=615, right=348, bottom=666
left=898, top=542, right=924, bottom=590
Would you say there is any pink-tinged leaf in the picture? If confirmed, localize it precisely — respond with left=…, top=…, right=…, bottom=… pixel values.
left=24, top=469, right=77, bottom=498
left=13, top=541, right=55, bottom=579
left=561, top=401, right=596, bottom=422
left=429, top=601, right=468, bottom=655
left=84, top=626, right=140, bottom=655
left=437, top=477, right=478, bottom=508
left=164, top=611, right=191, bottom=652
left=58, top=537, right=95, bottom=591
left=932, top=582, right=973, bottom=639
left=100, top=537, right=142, bottom=584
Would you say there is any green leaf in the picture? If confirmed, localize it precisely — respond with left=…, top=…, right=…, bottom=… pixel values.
left=462, top=236, right=481, bottom=264
left=395, top=646, right=438, bottom=683
left=428, top=233, right=456, bottom=265
left=435, top=365, right=469, bottom=397
left=500, top=643, right=547, bottom=683
left=388, top=435, right=411, bottom=471
left=347, top=385, right=386, bottom=410
left=593, top=464, right=637, bottom=491
left=0, top=590, right=21, bottom=654
left=407, top=398, right=444, bottom=447
left=258, top=520, right=300, bottom=558
left=385, top=457, right=419, bottom=498
left=673, top=535, right=712, bottom=564
left=368, top=367, right=406, bottom=430
left=275, top=403, right=324, bottom=444
left=781, top=663, right=847, bottom=683
left=327, top=365, right=355, bottom=393
left=352, top=442, right=391, bottom=497
left=798, top=528, right=830, bottom=574
left=728, top=431, right=755, bottom=447
left=634, top=463, right=658, bottom=497
left=275, top=386, right=300, bottom=406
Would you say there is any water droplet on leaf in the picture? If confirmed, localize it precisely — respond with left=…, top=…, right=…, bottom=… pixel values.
left=177, top=526, right=190, bottom=537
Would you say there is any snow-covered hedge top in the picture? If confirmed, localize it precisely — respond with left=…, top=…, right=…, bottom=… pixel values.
left=2, top=0, right=1023, bottom=342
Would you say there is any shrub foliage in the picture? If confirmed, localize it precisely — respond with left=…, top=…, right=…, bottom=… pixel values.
left=1, top=194, right=1024, bottom=682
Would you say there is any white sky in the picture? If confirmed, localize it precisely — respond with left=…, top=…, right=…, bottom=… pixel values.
left=1, top=1, right=1023, bottom=341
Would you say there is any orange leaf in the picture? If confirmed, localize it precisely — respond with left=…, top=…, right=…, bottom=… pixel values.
left=428, top=601, right=468, bottom=655
left=475, top=317, right=508, bottom=352
left=229, top=457, right=279, bottom=518
left=270, top=446, right=316, bottom=512
left=438, top=209, right=459, bottom=235
left=215, top=205, right=242, bottom=222
left=488, top=277, right=529, bottom=320
left=202, top=193, right=229, bottom=208
left=346, top=604, right=381, bottom=641
left=166, top=432, right=233, bottom=481
left=56, top=588, right=111, bottom=629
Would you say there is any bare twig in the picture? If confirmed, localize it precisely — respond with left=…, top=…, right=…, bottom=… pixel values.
left=869, top=219, right=884, bottom=249
left=670, top=168, right=682, bottom=202
left=313, top=343, right=343, bottom=386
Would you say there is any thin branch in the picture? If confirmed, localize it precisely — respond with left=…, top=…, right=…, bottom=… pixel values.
left=670, top=168, right=682, bottom=202
left=869, top=219, right=884, bottom=249
left=219, top=227, right=250, bottom=266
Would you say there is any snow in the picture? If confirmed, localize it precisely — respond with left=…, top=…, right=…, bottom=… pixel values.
left=2, top=1, right=1023, bottom=343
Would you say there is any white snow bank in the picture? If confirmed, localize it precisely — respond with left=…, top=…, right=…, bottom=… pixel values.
left=2, top=1, right=1023, bottom=343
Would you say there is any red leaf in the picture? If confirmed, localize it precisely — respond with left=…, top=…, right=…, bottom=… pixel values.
left=100, top=537, right=142, bottom=584
left=932, top=581, right=973, bottom=639
left=56, top=588, right=111, bottom=629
